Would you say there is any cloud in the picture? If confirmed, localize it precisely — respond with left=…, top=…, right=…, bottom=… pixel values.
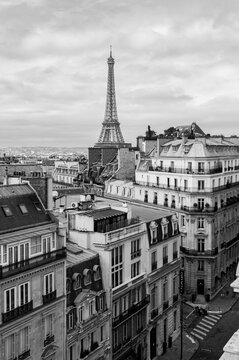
left=1, top=0, right=239, bottom=147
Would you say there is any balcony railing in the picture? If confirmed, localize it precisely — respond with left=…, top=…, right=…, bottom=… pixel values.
left=2, top=300, right=33, bottom=323
left=105, top=221, right=144, bottom=243
left=148, top=165, right=223, bottom=175
left=42, top=290, right=57, bottom=304
left=180, top=246, right=218, bottom=257
left=18, top=349, right=30, bottom=360
left=112, top=295, right=150, bottom=327
left=0, top=248, right=66, bottom=279
left=44, top=334, right=55, bottom=347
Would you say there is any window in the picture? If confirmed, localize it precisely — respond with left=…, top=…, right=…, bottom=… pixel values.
left=154, top=192, right=158, bottom=204
left=198, top=180, right=205, bottom=190
left=198, top=198, right=205, bottom=210
left=131, top=239, right=141, bottom=259
left=19, top=282, right=30, bottom=306
left=51, top=234, right=56, bottom=250
left=4, top=287, right=16, bottom=312
left=174, top=310, right=177, bottom=331
left=5, top=334, right=16, bottom=360
left=187, top=162, right=192, bottom=172
left=73, top=274, right=81, bottom=290
left=198, top=162, right=205, bottom=173
left=197, top=238, right=205, bottom=252
left=100, top=325, right=105, bottom=342
left=2, top=205, right=13, bottom=217
left=69, top=344, right=76, bottom=360
left=184, top=179, right=188, bottom=190
left=137, top=313, right=142, bottom=330
left=111, top=246, right=123, bottom=288
left=84, top=269, right=92, bottom=285
left=198, top=260, right=204, bottom=271
left=173, top=242, right=178, bottom=260
left=181, top=215, right=185, bottom=227
left=113, top=301, right=120, bottom=318
left=78, top=306, right=83, bottom=322
left=89, top=300, right=94, bottom=316
left=19, top=327, right=29, bottom=355
left=44, top=314, right=53, bottom=338
left=3, top=244, right=7, bottom=264
left=144, top=190, right=148, bottom=203
left=123, top=322, right=127, bottom=341
left=31, top=236, right=42, bottom=254
left=197, top=217, right=205, bottom=229
left=113, top=329, right=118, bottom=348
left=151, top=285, right=157, bottom=309
left=122, top=294, right=129, bottom=312
left=172, top=221, right=178, bottom=235
left=151, top=251, right=157, bottom=271
left=174, top=178, right=178, bottom=188
left=162, top=224, right=168, bottom=239
left=68, top=312, right=74, bottom=329
left=131, top=261, right=140, bottom=278
left=163, top=280, right=168, bottom=302
left=173, top=276, right=177, bottom=295
left=167, top=178, right=170, bottom=188
left=163, top=246, right=168, bottom=265
left=156, top=176, right=159, bottom=186
left=93, top=265, right=101, bottom=281
left=44, top=273, right=54, bottom=295
left=19, top=204, right=28, bottom=214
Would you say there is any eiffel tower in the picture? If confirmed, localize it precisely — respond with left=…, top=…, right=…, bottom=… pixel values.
left=95, top=47, right=125, bottom=147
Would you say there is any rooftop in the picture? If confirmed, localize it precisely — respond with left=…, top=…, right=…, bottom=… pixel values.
left=0, top=184, right=53, bottom=234
left=66, top=241, right=97, bottom=266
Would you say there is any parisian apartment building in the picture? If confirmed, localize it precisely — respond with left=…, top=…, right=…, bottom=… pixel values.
left=105, top=134, right=239, bottom=301
left=0, top=183, right=66, bottom=360
left=58, top=195, right=181, bottom=360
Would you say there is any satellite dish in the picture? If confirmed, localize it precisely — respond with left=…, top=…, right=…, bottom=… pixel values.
left=52, top=191, right=58, bottom=197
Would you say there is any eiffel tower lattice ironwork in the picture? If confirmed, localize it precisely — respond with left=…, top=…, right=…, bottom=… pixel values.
left=96, top=48, right=125, bottom=145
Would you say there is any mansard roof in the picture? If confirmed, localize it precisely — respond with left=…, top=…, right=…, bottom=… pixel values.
left=0, top=184, right=53, bottom=234
left=160, top=137, right=239, bottom=158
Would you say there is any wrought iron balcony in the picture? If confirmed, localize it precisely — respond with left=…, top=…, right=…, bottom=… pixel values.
left=44, top=334, right=55, bottom=347
left=18, top=349, right=30, bottom=360
left=180, top=246, right=218, bottom=257
left=0, top=248, right=66, bottom=279
left=2, top=300, right=33, bottom=323
left=42, top=290, right=57, bottom=304
left=112, top=294, right=150, bottom=327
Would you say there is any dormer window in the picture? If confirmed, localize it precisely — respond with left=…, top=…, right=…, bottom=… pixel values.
left=93, top=265, right=101, bottom=281
left=2, top=205, right=12, bottom=217
left=83, top=269, right=92, bottom=285
left=149, top=221, right=158, bottom=244
left=171, top=214, right=178, bottom=235
left=161, top=218, right=169, bottom=239
left=73, top=273, right=81, bottom=290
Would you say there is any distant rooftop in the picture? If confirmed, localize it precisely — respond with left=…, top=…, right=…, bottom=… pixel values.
left=78, top=207, right=126, bottom=221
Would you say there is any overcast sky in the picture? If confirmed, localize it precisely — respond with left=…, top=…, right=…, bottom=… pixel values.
left=1, top=0, right=239, bottom=147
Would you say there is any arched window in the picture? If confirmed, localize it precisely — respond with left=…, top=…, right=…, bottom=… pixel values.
left=93, top=265, right=101, bottom=281
left=83, top=269, right=92, bottom=285
left=72, top=273, right=81, bottom=290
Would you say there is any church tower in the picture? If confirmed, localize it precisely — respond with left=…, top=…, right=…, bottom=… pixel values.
left=95, top=47, right=125, bottom=147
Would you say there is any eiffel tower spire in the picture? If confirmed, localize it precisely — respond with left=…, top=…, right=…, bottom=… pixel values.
left=96, top=47, right=125, bottom=146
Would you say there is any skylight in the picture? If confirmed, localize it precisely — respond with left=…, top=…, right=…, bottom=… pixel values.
left=2, top=205, right=13, bottom=217
left=19, top=203, right=28, bottom=214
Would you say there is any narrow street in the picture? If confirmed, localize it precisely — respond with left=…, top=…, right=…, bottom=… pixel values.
left=190, top=299, right=239, bottom=359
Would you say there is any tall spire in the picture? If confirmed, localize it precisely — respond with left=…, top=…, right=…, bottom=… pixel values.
left=96, top=47, right=125, bottom=145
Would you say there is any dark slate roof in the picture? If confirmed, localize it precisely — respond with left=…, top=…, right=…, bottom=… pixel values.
left=81, top=207, right=126, bottom=220
left=0, top=184, right=53, bottom=234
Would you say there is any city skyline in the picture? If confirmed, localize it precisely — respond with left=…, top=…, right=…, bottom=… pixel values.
left=1, top=0, right=239, bottom=147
